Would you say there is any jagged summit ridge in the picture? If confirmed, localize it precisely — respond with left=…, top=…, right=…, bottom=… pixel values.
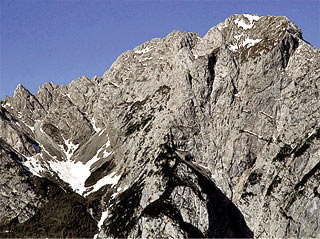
left=1, top=14, right=319, bottom=238
left=194, top=14, right=302, bottom=60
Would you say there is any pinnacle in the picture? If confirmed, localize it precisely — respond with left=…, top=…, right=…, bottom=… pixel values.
left=13, top=83, right=30, bottom=97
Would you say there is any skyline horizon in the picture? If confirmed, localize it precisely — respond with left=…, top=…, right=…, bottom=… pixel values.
left=1, top=0, right=319, bottom=99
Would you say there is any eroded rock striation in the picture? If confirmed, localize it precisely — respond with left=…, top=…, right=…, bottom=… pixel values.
left=0, top=14, right=319, bottom=238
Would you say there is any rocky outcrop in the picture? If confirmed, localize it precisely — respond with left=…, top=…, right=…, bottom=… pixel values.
left=0, top=14, right=319, bottom=238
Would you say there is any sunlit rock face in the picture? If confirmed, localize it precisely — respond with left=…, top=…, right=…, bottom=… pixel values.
left=0, top=14, right=319, bottom=238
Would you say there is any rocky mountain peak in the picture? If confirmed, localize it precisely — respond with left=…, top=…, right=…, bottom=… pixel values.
left=13, top=84, right=30, bottom=97
left=193, top=14, right=302, bottom=62
left=0, top=14, right=319, bottom=238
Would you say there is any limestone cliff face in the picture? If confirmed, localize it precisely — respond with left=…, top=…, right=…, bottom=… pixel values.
left=0, top=14, right=319, bottom=238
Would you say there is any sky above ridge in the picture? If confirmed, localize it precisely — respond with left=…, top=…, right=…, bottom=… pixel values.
left=1, top=0, right=319, bottom=99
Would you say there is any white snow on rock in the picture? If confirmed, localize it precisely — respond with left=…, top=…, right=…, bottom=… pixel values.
left=84, top=172, right=121, bottom=196
left=228, top=36, right=262, bottom=52
left=19, top=123, right=118, bottom=197
left=93, top=210, right=109, bottom=239
left=18, top=120, right=37, bottom=132
left=5, top=102, right=12, bottom=108
left=48, top=159, right=91, bottom=194
left=92, top=118, right=102, bottom=133
left=98, top=211, right=108, bottom=229
left=59, top=138, right=79, bottom=160
left=103, top=148, right=111, bottom=158
left=235, top=18, right=253, bottom=30
left=228, top=44, right=239, bottom=52
left=234, top=34, right=243, bottom=41
left=48, top=139, right=115, bottom=195
left=111, top=186, right=128, bottom=200
left=26, top=124, right=35, bottom=131
left=110, top=82, right=119, bottom=88
left=242, top=38, right=262, bottom=47
left=139, top=57, right=153, bottom=63
left=99, top=128, right=106, bottom=136
left=235, top=14, right=261, bottom=30
left=23, top=157, right=45, bottom=177
left=135, top=47, right=151, bottom=54
left=243, top=14, right=261, bottom=23
left=39, top=126, right=46, bottom=135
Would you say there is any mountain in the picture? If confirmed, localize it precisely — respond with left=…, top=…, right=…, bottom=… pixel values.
left=0, top=14, right=319, bottom=238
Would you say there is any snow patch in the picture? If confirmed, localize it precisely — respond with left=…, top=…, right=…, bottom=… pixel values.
left=235, top=18, right=253, bottom=30
left=86, top=172, right=121, bottom=196
left=88, top=141, right=111, bottom=167
left=234, top=92, right=241, bottom=97
left=234, top=34, right=242, bottom=41
left=235, top=14, right=261, bottom=30
left=48, top=139, right=112, bottom=195
left=228, top=37, right=262, bottom=52
left=110, top=82, right=119, bottom=88
left=111, top=186, right=128, bottom=199
left=48, top=160, right=91, bottom=194
left=243, top=14, right=261, bottom=23
left=135, top=47, right=151, bottom=54
left=92, top=118, right=102, bottom=133
left=58, top=138, right=79, bottom=160
left=23, top=157, right=45, bottom=177
left=228, top=44, right=239, bottom=52
left=99, top=128, right=106, bottom=136
left=5, top=102, right=13, bottom=109
left=93, top=209, right=108, bottom=239
left=26, top=124, right=35, bottom=131
left=40, top=126, right=46, bottom=134
left=103, top=149, right=111, bottom=158
left=242, top=38, right=262, bottom=47
left=93, top=210, right=109, bottom=239
left=98, top=210, right=109, bottom=229
left=139, top=57, right=153, bottom=63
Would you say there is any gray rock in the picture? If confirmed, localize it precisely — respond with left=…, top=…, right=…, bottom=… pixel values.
left=0, top=139, right=44, bottom=224
left=0, top=14, right=319, bottom=238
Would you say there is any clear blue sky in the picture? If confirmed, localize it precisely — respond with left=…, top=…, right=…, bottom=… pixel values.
left=1, top=0, right=319, bottom=99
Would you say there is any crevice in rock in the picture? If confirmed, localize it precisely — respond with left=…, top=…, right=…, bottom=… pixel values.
left=141, top=137, right=254, bottom=238
left=280, top=33, right=300, bottom=69
left=294, top=161, right=320, bottom=191
left=105, top=180, right=144, bottom=238
left=230, top=77, right=239, bottom=105
left=182, top=157, right=254, bottom=238
left=266, top=175, right=282, bottom=196
left=200, top=52, right=217, bottom=110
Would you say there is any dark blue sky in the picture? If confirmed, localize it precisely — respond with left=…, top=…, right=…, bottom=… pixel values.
left=1, top=0, right=319, bottom=99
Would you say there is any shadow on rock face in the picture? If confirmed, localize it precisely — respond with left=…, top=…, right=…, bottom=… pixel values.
left=178, top=152, right=254, bottom=238
left=139, top=142, right=254, bottom=238
left=195, top=167, right=254, bottom=238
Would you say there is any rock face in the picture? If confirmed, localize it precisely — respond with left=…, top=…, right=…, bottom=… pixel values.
left=0, top=14, right=319, bottom=238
